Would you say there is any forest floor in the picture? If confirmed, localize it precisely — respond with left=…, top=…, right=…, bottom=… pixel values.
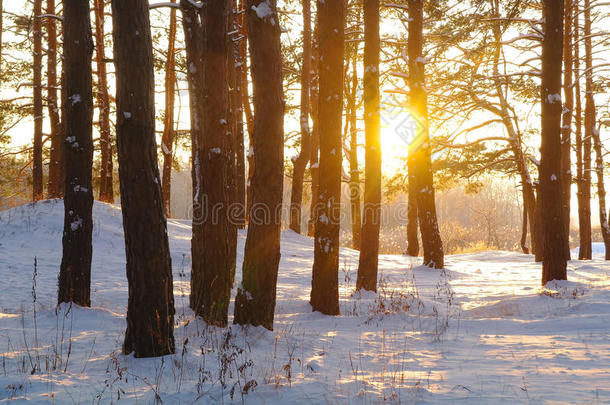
left=0, top=199, right=609, bottom=404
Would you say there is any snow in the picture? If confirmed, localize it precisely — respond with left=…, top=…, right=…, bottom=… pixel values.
left=547, top=93, right=561, bottom=104
left=252, top=1, right=272, bottom=19
left=1, top=200, right=609, bottom=403
left=68, top=94, right=81, bottom=106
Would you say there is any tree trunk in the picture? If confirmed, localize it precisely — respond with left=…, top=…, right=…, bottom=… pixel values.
left=58, top=0, right=94, bottom=308
left=46, top=0, right=62, bottom=199
left=408, top=0, right=443, bottom=268
left=584, top=0, right=610, bottom=259
left=232, top=0, right=247, bottom=229
left=238, top=0, right=255, bottom=223
left=356, top=0, right=381, bottom=291
left=234, top=0, right=284, bottom=330
left=561, top=0, right=573, bottom=258
left=95, top=0, right=114, bottom=204
left=32, top=0, right=43, bottom=201
left=573, top=0, right=591, bottom=260
left=180, top=1, right=205, bottom=311
left=226, top=0, right=238, bottom=285
left=310, top=0, right=344, bottom=315
left=406, top=173, right=419, bottom=256
left=540, top=0, right=568, bottom=284
left=289, top=0, right=312, bottom=235
left=181, top=0, right=234, bottom=327
left=161, top=0, right=177, bottom=217
left=520, top=196, right=529, bottom=254
left=308, top=10, right=321, bottom=237
left=111, top=0, right=175, bottom=357
left=348, top=51, right=361, bottom=251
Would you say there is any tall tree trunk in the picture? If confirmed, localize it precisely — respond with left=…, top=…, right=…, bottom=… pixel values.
left=348, top=52, right=361, bottom=250
left=310, top=0, right=344, bottom=315
left=111, top=0, right=175, bottom=357
left=180, top=1, right=205, bottom=311
left=490, top=1, right=538, bottom=256
left=58, top=0, right=94, bottom=308
left=232, top=0, right=247, bottom=229
left=561, top=0, right=573, bottom=258
left=95, top=0, right=114, bottom=203
left=540, top=0, right=568, bottom=284
left=289, top=0, right=312, bottom=234
left=308, top=10, right=321, bottom=237
left=32, top=0, right=43, bottom=201
left=406, top=174, right=419, bottom=256
left=573, top=0, right=591, bottom=260
left=46, top=0, right=62, bottom=199
left=226, top=0, right=238, bottom=285
left=234, top=0, right=284, bottom=330
left=584, top=0, right=610, bottom=258
left=238, top=0, right=255, bottom=223
left=408, top=0, right=443, bottom=268
left=357, top=0, right=381, bottom=291
left=161, top=0, right=177, bottom=216
left=181, top=0, right=234, bottom=327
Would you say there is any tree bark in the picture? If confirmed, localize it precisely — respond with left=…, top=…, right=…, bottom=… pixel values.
left=238, top=0, right=255, bottom=223
left=310, top=0, right=344, bottom=315
left=406, top=173, right=419, bottom=256
left=46, top=0, right=62, bottom=199
left=357, top=0, right=381, bottom=291
left=408, top=0, right=444, bottom=268
left=540, top=0, right=568, bottom=284
left=32, top=0, right=43, bottom=201
left=232, top=0, right=247, bottom=229
left=161, top=0, right=177, bottom=217
left=95, top=0, right=114, bottom=204
left=308, top=10, right=321, bottom=237
left=573, top=0, right=591, bottom=260
left=561, top=0, right=573, bottom=258
left=348, top=51, right=361, bottom=251
left=289, top=0, right=312, bottom=235
left=584, top=0, right=610, bottom=259
left=181, top=0, right=234, bottom=327
left=111, top=0, right=175, bottom=357
left=234, top=0, right=284, bottom=330
left=58, top=0, right=94, bottom=308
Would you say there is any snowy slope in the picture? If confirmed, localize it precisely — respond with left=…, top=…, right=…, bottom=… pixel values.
left=0, top=200, right=608, bottom=404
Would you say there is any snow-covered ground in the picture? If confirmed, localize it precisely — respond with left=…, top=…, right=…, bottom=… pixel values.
left=0, top=200, right=608, bottom=404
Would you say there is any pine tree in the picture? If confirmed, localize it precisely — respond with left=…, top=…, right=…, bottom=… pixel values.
left=111, top=0, right=175, bottom=357
left=573, top=0, right=591, bottom=260
left=310, top=0, right=344, bottom=315
left=234, top=0, right=284, bottom=329
left=540, top=0, right=568, bottom=284
left=57, top=0, right=94, bottom=307
left=182, top=0, right=234, bottom=326
left=161, top=0, right=177, bottom=217
left=408, top=0, right=443, bottom=268
left=308, top=11, right=321, bottom=237
left=46, top=0, right=62, bottom=199
left=289, top=0, right=312, bottom=235
left=346, top=46, right=362, bottom=251
left=561, top=0, right=573, bottom=258
left=95, top=0, right=114, bottom=203
left=231, top=0, right=247, bottom=229
left=584, top=0, right=610, bottom=258
left=32, top=0, right=43, bottom=201
left=357, top=0, right=381, bottom=291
